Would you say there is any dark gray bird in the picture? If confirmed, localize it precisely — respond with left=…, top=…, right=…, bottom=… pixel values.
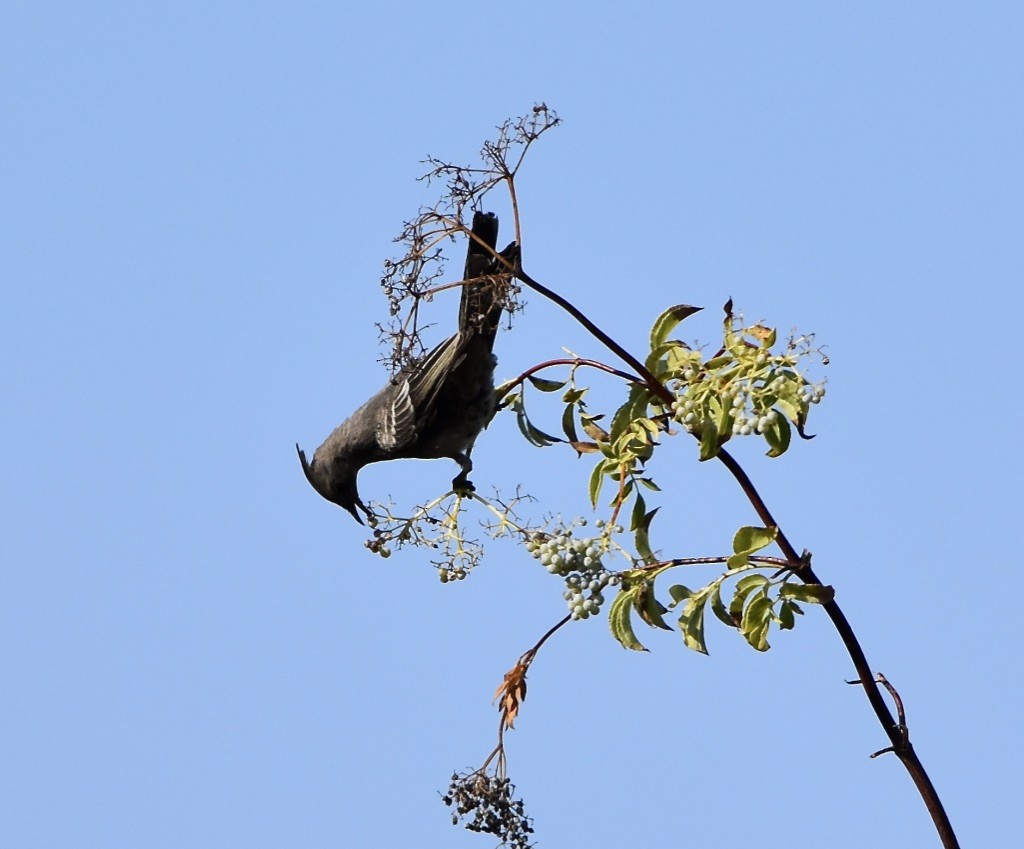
left=297, top=212, right=515, bottom=523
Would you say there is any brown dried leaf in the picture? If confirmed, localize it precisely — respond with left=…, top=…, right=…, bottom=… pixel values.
left=494, top=662, right=529, bottom=729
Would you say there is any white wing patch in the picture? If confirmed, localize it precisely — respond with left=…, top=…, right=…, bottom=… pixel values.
left=378, top=378, right=416, bottom=450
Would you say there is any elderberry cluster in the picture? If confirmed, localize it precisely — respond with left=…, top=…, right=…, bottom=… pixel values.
left=525, top=522, right=622, bottom=620
left=800, top=381, right=827, bottom=405
left=438, top=566, right=468, bottom=583
left=728, top=398, right=779, bottom=437
left=442, top=771, right=534, bottom=848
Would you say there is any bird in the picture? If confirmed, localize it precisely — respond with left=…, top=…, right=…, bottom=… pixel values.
left=297, top=211, right=516, bottom=523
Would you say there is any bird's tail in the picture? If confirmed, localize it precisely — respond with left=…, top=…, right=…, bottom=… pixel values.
left=459, top=211, right=517, bottom=346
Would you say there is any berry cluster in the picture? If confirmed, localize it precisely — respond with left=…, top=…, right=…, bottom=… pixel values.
left=525, top=521, right=623, bottom=620
left=364, top=537, right=392, bottom=558
left=442, top=771, right=534, bottom=848
left=438, top=566, right=468, bottom=583
left=670, top=373, right=826, bottom=438
left=661, top=320, right=827, bottom=456
left=800, top=381, right=826, bottom=405
left=726, top=391, right=781, bottom=437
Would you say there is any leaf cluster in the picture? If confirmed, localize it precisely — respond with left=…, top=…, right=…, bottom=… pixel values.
left=609, top=526, right=834, bottom=654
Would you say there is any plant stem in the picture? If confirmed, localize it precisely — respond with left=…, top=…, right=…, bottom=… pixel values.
left=515, top=266, right=959, bottom=848
left=715, top=449, right=959, bottom=849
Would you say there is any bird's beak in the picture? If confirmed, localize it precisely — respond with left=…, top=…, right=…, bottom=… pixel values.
left=297, top=443, right=368, bottom=525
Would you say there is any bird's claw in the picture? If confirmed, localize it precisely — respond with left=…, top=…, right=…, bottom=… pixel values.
left=452, top=473, right=476, bottom=495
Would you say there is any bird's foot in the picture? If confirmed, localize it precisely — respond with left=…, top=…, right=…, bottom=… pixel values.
left=452, top=472, right=476, bottom=495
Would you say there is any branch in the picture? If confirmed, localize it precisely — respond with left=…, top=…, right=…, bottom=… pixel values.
left=514, top=267, right=674, bottom=405
left=509, top=267, right=960, bottom=847
left=509, top=357, right=643, bottom=388
left=714, top=448, right=960, bottom=849
left=635, top=554, right=800, bottom=573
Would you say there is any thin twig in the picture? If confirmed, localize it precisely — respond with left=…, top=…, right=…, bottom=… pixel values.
left=521, top=614, right=572, bottom=665
left=635, top=554, right=802, bottom=572
left=510, top=357, right=643, bottom=387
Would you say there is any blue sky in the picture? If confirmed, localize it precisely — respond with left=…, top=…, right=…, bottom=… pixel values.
left=3, top=3, right=1021, bottom=847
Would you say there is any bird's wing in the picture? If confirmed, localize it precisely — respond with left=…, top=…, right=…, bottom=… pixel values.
left=377, top=212, right=507, bottom=449
left=406, top=332, right=466, bottom=416
left=377, top=377, right=417, bottom=451
left=374, top=333, right=466, bottom=451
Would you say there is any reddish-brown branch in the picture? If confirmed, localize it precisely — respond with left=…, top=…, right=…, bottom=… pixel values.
left=714, top=448, right=959, bottom=848
left=514, top=267, right=674, bottom=405
left=521, top=614, right=572, bottom=665
left=513, top=266, right=960, bottom=848
left=636, top=554, right=800, bottom=572
left=510, top=357, right=643, bottom=388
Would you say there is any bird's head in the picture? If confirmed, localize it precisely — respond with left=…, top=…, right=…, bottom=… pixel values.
left=296, top=443, right=368, bottom=525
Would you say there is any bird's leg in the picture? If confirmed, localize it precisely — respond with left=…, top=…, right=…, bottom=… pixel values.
left=356, top=497, right=376, bottom=525
left=451, top=452, right=475, bottom=493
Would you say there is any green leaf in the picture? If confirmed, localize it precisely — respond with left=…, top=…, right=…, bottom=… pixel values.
left=733, top=573, right=770, bottom=593
left=668, top=584, right=692, bottom=606
left=634, top=520, right=652, bottom=561
left=635, top=582, right=672, bottom=631
left=494, top=382, right=520, bottom=405
left=704, top=354, right=733, bottom=372
left=763, top=414, right=792, bottom=458
left=562, top=387, right=587, bottom=405
left=779, top=583, right=835, bottom=605
left=610, top=385, right=649, bottom=443
left=777, top=600, right=796, bottom=630
left=512, top=395, right=562, bottom=447
left=561, top=401, right=580, bottom=444
left=650, top=304, right=703, bottom=351
left=726, top=552, right=748, bottom=570
left=698, top=420, right=719, bottom=461
left=678, top=589, right=711, bottom=654
left=629, top=492, right=647, bottom=532
left=638, top=417, right=660, bottom=437
left=588, top=458, right=608, bottom=507
left=733, top=525, right=777, bottom=555
left=709, top=582, right=734, bottom=628
left=740, top=594, right=773, bottom=652
left=633, top=507, right=659, bottom=562
left=523, top=417, right=562, bottom=447
left=645, top=341, right=677, bottom=378
left=714, top=394, right=733, bottom=441
left=638, top=476, right=661, bottom=491
left=609, top=588, right=648, bottom=651
left=527, top=375, right=567, bottom=392
left=727, top=525, right=777, bottom=570
left=728, top=574, right=768, bottom=622
left=774, top=397, right=801, bottom=424
left=666, top=345, right=698, bottom=376
left=581, top=414, right=610, bottom=443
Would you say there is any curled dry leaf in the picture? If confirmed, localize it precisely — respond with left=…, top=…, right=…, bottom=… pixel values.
left=494, top=661, right=529, bottom=729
